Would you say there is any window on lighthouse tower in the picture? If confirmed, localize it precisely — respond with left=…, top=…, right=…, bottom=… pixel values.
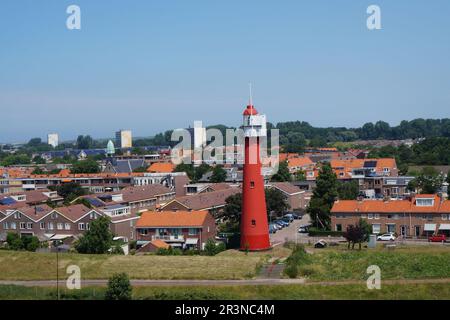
left=250, top=181, right=255, bottom=189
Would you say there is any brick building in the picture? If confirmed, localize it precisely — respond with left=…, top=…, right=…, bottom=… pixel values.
left=331, top=194, right=450, bottom=238
left=135, top=210, right=216, bottom=250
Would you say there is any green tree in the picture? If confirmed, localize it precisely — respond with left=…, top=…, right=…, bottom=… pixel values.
left=1, top=154, right=31, bottom=166
left=210, top=165, right=227, bottom=183
left=22, top=235, right=40, bottom=252
left=27, top=138, right=42, bottom=147
left=204, top=238, right=225, bottom=256
left=204, top=239, right=218, bottom=256
left=76, top=135, right=94, bottom=149
left=174, top=163, right=195, bottom=180
left=337, top=180, right=359, bottom=200
left=71, top=159, right=100, bottom=174
left=32, top=167, right=45, bottom=175
left=75, top=216, right=113, bottom=254
left=32, top=155, right=46, bottom=164
left=222, top=188, right=288, bottom=223
left=407, top=167, right=443, bottom=194
left=194, top=163, right=212, bottom=182
left=295, top=170, right=306, bottom=181
left=105, top=273, right=132, bottom=300
left=56, top=182, right=87, bottom=203
left=222, top=193, right=242, bottom=222
left=306, top=163, right=338, bottom=230
left=271, top=161, right=292, bottom=182
left=6, top=232, right=23, bottom=250
left=343, top=219, right=371, bottom=250
left=265, top=188, right=289, bottom=217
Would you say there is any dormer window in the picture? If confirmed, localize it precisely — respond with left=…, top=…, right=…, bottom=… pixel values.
left=416, top=198, right=434, bottom=207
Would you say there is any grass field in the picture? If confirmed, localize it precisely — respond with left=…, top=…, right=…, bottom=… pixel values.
left=1, top=283, right=449, bottom=300
left=0, top=250, right=262, bottom=280
left=294, top=245, right=450, bottom=281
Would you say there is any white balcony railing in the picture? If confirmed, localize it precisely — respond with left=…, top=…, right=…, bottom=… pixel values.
left=152, top=235, right=185, bottom=242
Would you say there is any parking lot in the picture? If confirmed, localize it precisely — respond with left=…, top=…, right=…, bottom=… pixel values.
left=270, top=214, right=314, bottom=245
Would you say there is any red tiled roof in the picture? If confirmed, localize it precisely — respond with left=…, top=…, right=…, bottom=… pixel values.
left=147, top=162, right=175, bottom=173
left=287, top=157, right=314, bottom=168
left=136, top=210, right=209, bottom=227
left=150, top=239, right=170, bottom=249
left=332, top=196, right=450, bottom=214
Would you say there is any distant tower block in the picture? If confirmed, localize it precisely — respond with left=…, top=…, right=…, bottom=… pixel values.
left=115, top=130, right=132, bottom=149
left=47, top=133, right=59, bottom=148
left=240, top=98, right=271, bottom=251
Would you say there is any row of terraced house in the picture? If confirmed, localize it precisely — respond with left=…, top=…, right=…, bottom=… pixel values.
left=331, top=194, right=450, bottom=238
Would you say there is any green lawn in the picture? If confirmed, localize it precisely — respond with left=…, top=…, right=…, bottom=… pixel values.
left=0, top=250, right=262, bottom=280
left=1, top=283, right=449, bottom=300
left=295, top=245, right=450, bottom=281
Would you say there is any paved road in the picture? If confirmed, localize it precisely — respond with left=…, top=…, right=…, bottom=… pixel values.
left=1, top=278, right=449, bottom=287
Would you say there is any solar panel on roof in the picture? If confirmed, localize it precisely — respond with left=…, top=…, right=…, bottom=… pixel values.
left=0, top=197, right=17, bottom=205
left=36, top=207, right=45, bottom=212
left=363, top=160, right=377, bottom=168
left=86, top=197, right=105, bottom=207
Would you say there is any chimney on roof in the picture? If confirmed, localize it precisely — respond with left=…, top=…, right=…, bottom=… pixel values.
left=438, top=192, right=444, bottom=204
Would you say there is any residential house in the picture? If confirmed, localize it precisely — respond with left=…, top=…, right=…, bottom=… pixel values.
left=160, top=187, right=241, bottom=217
left=135, top=210, right=216, bottom=250
left=331, top=194, right=450, bottom=238
left=268, top=182, right=310, bottom=210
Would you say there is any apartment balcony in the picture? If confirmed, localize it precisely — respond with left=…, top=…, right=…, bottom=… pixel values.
left=152, top=235, right=185, bottom=242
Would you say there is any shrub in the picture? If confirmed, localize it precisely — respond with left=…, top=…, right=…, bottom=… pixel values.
left=156, top=247, right=182, bottom=256
left=203, top=239, right=226, bottom=256
left=22, top=235, right=40, bottom=252
left=284, top=264, right=299, bottom=279
left=105, top=273, right=132, bottom=300
left=284, top=244, right=309, bottom=278
left=110, top=244, right=124, bottom=255
left=6, top=233, right=23, bottom=250
left=129, top=240, right=137, bottom=250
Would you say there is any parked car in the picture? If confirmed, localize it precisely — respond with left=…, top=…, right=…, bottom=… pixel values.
left=275, top=220, right=289, bottom=228
left=377, top=233, right=396, bottom=241
left=281, top=217, right=292, bottom=224
left=285, top=212, right=303, bottom=220
left=428, top=234, right=447, bottom=243
left=298, top=224, right=310, bottom=233
left=283, top=214, right=294, bottom=222
left=272, top=222, right=282, bottom=230
left=269, top=224, right=278, bottom=234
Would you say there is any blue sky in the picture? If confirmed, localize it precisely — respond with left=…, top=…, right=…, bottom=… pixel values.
left=0, top=0, right=449, bottom=143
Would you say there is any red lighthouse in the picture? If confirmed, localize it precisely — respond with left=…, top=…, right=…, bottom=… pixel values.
left=240, top=100, right=271, bottom=251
